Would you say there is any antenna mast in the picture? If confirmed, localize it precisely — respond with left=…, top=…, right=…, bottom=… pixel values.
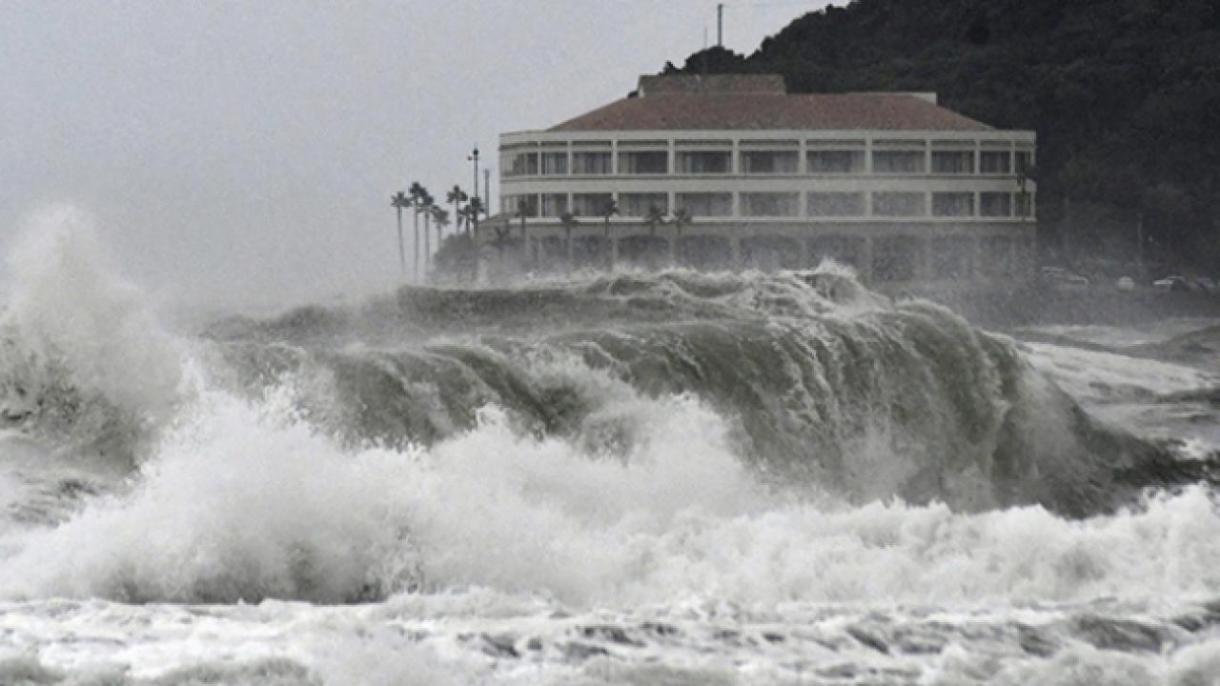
left=717, top=3, right=724, bottom=47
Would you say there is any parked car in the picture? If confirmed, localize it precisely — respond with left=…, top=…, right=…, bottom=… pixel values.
left=1040, top=266, right=1090, bottom=289
left=1192, top=276, right=1217, bottom=293
left=1153, top=275, right=1190, bottom=292
left=1115, top=276, right=1135, bottom=292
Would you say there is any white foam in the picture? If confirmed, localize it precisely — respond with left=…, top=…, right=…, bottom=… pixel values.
left=1, top=206, right=187, bottom=424
left=1024, top=341, right=1220, bottom=402
left=2, top=365, right=1218, bottom=611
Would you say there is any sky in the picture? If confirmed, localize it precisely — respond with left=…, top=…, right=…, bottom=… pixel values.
left=1, top=0, right=838, bottom=310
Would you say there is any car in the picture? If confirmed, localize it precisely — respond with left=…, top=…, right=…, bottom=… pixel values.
left=1115, top=276, right=1135, bottom=292
left=1153, top=275, right=1190, bottom=292
left=1040, top=266, right=1090, bottom=289
left=1192, top=276, right=1217, bottom=293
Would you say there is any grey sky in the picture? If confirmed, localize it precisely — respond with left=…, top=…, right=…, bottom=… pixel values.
left=2, top=1, right=836, bottom=309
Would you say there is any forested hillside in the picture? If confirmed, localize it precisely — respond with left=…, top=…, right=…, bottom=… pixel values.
left=664, top=0, right=1220, bottom=271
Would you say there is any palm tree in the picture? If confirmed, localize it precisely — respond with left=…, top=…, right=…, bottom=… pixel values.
left=461, top=198, right=484, bottom=283
left=420, top=190, right=435, bottom=276
left=601, top=198, right=619, bottom=271
left=559, top=211, right=579, bottom=275
left=408, top=181, right=425, bottom=282
left=463, top=197, right=484, bottom=236
left=490, top=224, right=513, bottom=264
left=431, top=205, right=449, bottom=262
left=391, top=191, right=411, bottom=278
left=446, top=185, right=469, bottom=236
left=670, top=208, right=693, bottom=266
left=644, top=204, right=666, bottom=237
left=515, top=199, right=531, bottom=271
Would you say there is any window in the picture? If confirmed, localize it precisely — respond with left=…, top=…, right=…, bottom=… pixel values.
left=931, top=151, right=974, bottom=174
left=872, top=192, right=926, bottom=217
left=510, top=194, right=539, bottom=217
left=571, top=193, right=614, bottom=217
left=1015, top=150, right=1034, bottom=176
left=541, top=193, right=568, bottom=218
left=618, top=151, right=668, bottom=174
left=807, top=192, right=865, bottom=217
left=507, top=152, right=539, bottom=176
left=873, top=150, right=926, bottom=174
left=572, top=151, right=612, bottom=175
left=980, top=151, right=1011, bottom=174
left=676, top=151, right=731, bottom=174
left=740, top=150, right=798, bottom=174
left=980, top=192, right=1012, bottom=217
left=1015, top=192, right=1034, bottom=218
left=541, top=152, right=568, bottom=176
left=741, top=192, right=800, bottom=217
left=932, top=192, right=975, bottom=217
left=620, top=193, right=669, bottom=217
left=675, top=192, right=732, bottom=217
left=808, top=149, right=865, bottom=173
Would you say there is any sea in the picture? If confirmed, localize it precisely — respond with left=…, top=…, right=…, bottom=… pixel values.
left=1, top=207, right=1218, bottom=685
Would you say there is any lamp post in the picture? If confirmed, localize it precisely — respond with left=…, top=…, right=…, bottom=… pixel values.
left=468, top=147, right=480, bottom=236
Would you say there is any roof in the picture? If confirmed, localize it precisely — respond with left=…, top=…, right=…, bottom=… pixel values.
left=637, top=74, right=786, bottom=96
left=548, top=75, right=992, bottom=133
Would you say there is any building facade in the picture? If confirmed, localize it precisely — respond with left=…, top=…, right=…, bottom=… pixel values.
left=485, top=74, right=1036, bottom=284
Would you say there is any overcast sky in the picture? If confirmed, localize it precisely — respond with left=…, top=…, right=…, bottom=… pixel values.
left=1, top=0, right=837, bottom=309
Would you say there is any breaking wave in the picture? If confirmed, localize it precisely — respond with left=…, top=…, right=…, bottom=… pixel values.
left=0, top=207, right=1216, bottom=610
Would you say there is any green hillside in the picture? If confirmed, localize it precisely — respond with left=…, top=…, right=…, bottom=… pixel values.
left=665, top=0, right=1220, bottom=272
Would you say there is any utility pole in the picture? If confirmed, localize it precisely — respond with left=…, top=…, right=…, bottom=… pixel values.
left=717, top=3, right=724, bottom=47
left=484, top=168, right=491, bottom=218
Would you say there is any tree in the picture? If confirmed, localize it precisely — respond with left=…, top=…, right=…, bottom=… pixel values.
left=446, top=185, right=469, bottom=236
left=559, top=211, right=580, bottom=274
left=670, top=207, right=693, bottom=266
left=390, top=191, right=411, bottom=278
left=432, top=233, right=476, bottom=283
left=515, top=199, right=529, bottom=235
left=460, top=197, right=486, bottom=283
left=515, top=199, right=532, bottom=272
left=488, top=223, right=517, bottom=279
left=407, top=181, right=425, bottom=282
left=644, top=204, right=666, bottom=237
left=419, top=190, right=435, bottom=277
left=431, top=205, right=450, bottom=268
left=464, top=197, right=484, bottom=233
left=602, top=199, right=619, bottom=271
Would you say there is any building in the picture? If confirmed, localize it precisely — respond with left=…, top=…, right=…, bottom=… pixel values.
left=484, top=74, right=1036, bottom=284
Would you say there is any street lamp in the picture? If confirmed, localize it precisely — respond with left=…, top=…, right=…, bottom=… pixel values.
left=467, top=147, right=480, bottom=235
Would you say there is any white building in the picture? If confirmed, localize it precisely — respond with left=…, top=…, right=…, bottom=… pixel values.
left=486, top=74, right=1036, bottom=283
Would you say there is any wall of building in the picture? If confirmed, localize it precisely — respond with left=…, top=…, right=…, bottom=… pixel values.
left=485, top=128, right=1036, bottom=283
left=481, top=217, right=1034, bottom=285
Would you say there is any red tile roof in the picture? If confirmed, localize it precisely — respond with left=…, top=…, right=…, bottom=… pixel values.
left=549, top=92, right=993, bottom=133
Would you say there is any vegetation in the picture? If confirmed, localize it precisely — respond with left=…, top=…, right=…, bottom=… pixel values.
left=432, top=233, right=476, bottom=283
left=664, top=0, right=1220, bottom=272
left=390, top=191, right=410, bottom=277
left=392, top=181, right=480, bottom=284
